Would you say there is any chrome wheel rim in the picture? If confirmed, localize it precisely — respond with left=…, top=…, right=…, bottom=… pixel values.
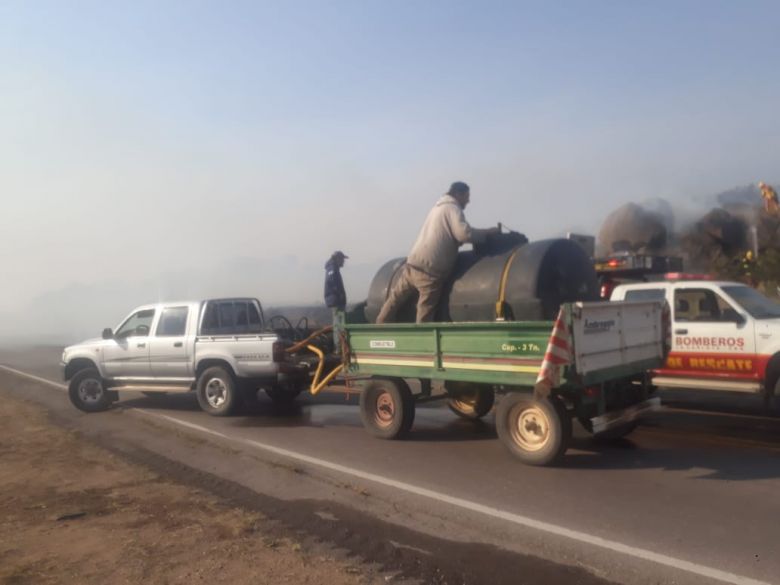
left=77, top=378, right=104, bottom=403
left=509, top=405, right=550, bottom=452
left=205, top=377, right=228, bottom=408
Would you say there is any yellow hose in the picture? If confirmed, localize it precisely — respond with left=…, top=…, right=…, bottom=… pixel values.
left=495, top=247, right=520, bottom=320
left=311, top=364, right=344, bottom=396
left=306, top=344, right=343, bottom=396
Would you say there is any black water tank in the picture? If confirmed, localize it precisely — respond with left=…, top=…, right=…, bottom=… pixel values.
left=364, top=238, right=599, bottom=323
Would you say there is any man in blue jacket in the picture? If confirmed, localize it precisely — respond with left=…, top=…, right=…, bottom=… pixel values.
left=324, top=251, right=348, bottom=348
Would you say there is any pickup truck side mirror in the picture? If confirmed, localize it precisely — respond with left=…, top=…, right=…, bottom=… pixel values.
left=102, top=328, right=114, bottom=339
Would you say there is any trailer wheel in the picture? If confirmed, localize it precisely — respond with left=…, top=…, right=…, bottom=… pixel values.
left=447, top=385, right=495, bottom=420
left=68, top=368, right=113, bottom=413
left=196, top=366, right=241, bottom=416
left=496, top=394, right=571, bottom=466
left=360, top=378, right=415, bottom=439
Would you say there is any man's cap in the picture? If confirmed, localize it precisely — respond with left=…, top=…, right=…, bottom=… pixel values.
left=447, top=181, right=470, bottom=195
left=332, top=250, right=348, bottom=259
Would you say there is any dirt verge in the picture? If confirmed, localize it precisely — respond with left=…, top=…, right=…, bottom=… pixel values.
left=0, top=394, right=374, bottom=585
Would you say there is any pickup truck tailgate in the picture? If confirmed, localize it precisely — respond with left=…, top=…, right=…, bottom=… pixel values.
left=571, top=300, right=666, bottom=378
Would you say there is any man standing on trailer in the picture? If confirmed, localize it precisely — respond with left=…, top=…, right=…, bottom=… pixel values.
left=324, top=250, right=348, bottom=348
left=376, top=181, right=499, bottom=323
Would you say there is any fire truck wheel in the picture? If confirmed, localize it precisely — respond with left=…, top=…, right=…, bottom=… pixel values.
left=496, top=394, right=571, bottom=466
left=447, top=384, right=495, bottom=420
left=360, top=378, right=415, bottom=440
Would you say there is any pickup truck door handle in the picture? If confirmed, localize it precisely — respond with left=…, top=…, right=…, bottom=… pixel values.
left=674, top=329, right=688, bottom=335
left=137, top=342, right=146, bottom=348
left=173, top=342, right=183, bottom=348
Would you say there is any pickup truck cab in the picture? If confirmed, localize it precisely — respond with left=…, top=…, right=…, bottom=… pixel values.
left=610, top=279, right=780, bottom=403
left=62, top=298, right=309, bottom=415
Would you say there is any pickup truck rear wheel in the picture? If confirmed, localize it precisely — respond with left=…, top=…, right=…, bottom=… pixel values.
left=447, top=384, right=495, bottom=420
left=496, top=394, right=571, bottom=466
left=68, top=368, right=113, bottom=413
left=360, top=378, right=415, bottom=440
left=196, top=367, right=240, bottom=416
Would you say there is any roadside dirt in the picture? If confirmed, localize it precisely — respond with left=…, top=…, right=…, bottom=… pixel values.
left=0, top=365, right=617, bottom=585
left=0, top=395, right=374, bottom=585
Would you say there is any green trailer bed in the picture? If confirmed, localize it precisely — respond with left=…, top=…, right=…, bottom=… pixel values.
left=318, top=300, right=667, bottom=466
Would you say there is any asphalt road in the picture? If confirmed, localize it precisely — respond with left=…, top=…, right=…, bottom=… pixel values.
left=2, top=345, right=780, bottom=585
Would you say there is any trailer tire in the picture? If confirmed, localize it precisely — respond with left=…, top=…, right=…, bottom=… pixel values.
left=447, top=385, right=495, bottom=420
left=196, top=366, right=241, bottom=416
left=360, top=378, right=415, bottom=440
left=496, top=394, right=571, bottom=466
left=68, top=368, right=113, bottom=413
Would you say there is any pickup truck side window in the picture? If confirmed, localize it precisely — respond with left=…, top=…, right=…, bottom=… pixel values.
left=723, top=285, right=780, bottom=319
left=115, top=309, right=155, bottom=338
left=674, top=289, right=737, bottom=322
left=156, top=307, right=189, bottom=337
left=247, top=303, right=262, bottom=331
left=219, top=302, right=236, bottom=329
left=625, top=289, right=665, bottom=302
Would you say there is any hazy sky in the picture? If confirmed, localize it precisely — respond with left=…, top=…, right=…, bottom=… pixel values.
left=1, top=0, right=779, bottom=341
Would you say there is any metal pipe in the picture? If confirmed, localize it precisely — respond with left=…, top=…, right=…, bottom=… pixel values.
left=286, top=326, right=333, bottom=353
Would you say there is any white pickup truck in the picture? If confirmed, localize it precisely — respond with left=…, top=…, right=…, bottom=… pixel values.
left=611, top=279, right=780, bottom=405
left=61, top=298, right=312, bottom=415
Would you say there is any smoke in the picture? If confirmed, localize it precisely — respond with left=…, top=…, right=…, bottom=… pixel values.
left=597, top=182, right=778, bottom=272
left=0, top=255, right=377, bottom=346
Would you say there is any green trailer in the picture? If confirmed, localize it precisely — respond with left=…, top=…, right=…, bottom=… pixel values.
left=313, top=300, right=667, bottom=466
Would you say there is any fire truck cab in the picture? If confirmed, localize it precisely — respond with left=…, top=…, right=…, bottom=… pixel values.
left=610, top=277, right=780, bottom=403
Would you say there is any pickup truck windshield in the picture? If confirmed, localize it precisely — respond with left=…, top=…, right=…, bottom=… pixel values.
left=722, top=286, right=780, bottom=319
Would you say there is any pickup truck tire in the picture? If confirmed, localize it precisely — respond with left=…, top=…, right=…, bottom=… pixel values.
left=447, top=384, right=495, bottom=420
left=68, top=368, right=113, bottom=413
left=496, top=394, right=571, bottom=466
left=360, top=378, right=415, bottom=440
left=196, top=366, right=241, bottom=416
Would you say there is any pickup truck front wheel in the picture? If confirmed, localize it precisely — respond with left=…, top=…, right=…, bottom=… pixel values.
left=196, top=367, right=240, bottom=416
left=496, top=394, right=571, bottom=466
left=68, top=368, right=113, bottom=413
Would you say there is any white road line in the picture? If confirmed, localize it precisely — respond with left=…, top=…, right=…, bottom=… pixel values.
left=0, top=364, right=772, bottom=585
left=0, top=365, right=66, bottom=390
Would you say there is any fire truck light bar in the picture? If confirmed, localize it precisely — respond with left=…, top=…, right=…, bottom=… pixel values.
left=663, top=273, right=714, bottom=281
